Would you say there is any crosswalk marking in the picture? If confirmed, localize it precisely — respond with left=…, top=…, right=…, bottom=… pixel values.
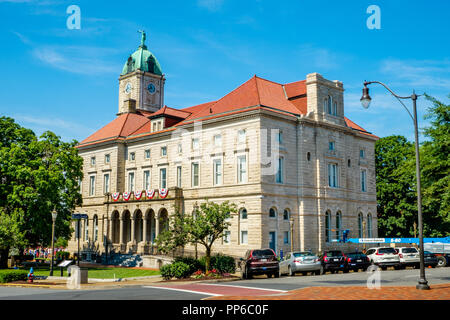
left=142, top=285, right=222, bottom=296
left=199, top=283, right=288, bottom=293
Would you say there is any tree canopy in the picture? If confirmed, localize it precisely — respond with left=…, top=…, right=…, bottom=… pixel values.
left=375, top=95, right=449, bottom=237
left=0, top=117, right=83, bottom=267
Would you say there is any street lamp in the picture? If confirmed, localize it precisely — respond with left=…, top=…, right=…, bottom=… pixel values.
left=360, top=81, right=430, bottom=290
left=49, top=209, right=58, bottom=276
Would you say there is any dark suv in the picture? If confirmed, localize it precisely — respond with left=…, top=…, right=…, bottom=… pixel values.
left=318, top=250, right=348, bottom=274
left=240, top=248, right=279, bottom=279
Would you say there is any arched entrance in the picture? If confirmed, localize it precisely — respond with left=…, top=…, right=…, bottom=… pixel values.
left=122, top=210, right=131, bottom=243
left=146, top=209, right=156, bottom=243
left=134, top=210, right=143, bottom=243
left=158, top=208, right=169, bottom=235
left=111, top=211, right=120, bottom=244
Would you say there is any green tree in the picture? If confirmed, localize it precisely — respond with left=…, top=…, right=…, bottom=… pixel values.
left=420, top=94, right=450, bottom=236
left=0, top=117, right=83, bottom=268
left=156, top=200, right=237, bottom=272
left=375, top=135, right=417, bottom=237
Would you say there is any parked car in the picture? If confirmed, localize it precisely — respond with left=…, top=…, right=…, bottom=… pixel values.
left=318, top=250, right=348, bottom=274
left=365, top=247, right=401, bottom=270
left=345, top=252, right=371, bottom=272
left=395, top=247, right=420, bottom=269
left=424, top=251, right=439, bottom=268
left=240, top=248, right=279, bottom=279
left=279, top=251, right=322, bottom=276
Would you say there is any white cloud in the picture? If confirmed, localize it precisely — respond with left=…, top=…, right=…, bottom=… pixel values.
left=197, top=0, right=224, bottom=11
left=381, top=59, right=450, bottom=89
left=32, top=45, right=121, bottom=75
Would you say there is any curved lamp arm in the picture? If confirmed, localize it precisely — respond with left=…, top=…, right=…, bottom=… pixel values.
left=363, top=81, right=417, bottom=122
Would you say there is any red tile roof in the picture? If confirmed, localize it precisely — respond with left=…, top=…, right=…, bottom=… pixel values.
left=77, top=75, right=377, bottom=147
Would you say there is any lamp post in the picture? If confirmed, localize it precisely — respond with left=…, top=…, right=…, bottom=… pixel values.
left=289, top=216, right=294, bottom=253
left=49, top=210, right=58, bottom=276
left=360, top=81, right=430, bottom=290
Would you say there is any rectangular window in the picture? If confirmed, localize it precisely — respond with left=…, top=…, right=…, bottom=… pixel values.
left=360, top=149, right=365, bottom=159
left=276, top=157, right=284, bottom=183
left=104, top=154, right=110, bottom=164
left=144, top=149, right=151, bottom=159
left=130, top=152, right=135, bottom=161
left=278, top=131, right=283, bottom=144
left=103, top=174, right=110, bottom=194
left=143, top=170, right=151, bottom=190
left=329, top=141, right=335, bottom=151
left=238, top=129, right=246, bottom=143
left=89, top=175, right=95, bottom=196
left=177, top=143, right=182, bottom=154
left=237, top=155, right=247, bottom=183
left=192, top=138, right=200, bottom=150
left=328, top=163, right=338, bottom=188
left=160, top=168, right=167, bottom=189
left=361, top=169, right=367, bottom=192
left=213, top=159, right=222, bottom=185
left=240, top=230, right=248, bottom=244
left=90, top=157, right=96, bottom=166
left=213, top=134, right=222, bottom=147
left=191, top=162, right=199, bottom=187
left=284, top=231, right=290, bottom=244
left=161, top=146, right=167, bottom=156
left=223, top=231, right=231, bottom=244
left=176, top=166, right=182, bottom=188
left=128, top=172, right=135, bottom=191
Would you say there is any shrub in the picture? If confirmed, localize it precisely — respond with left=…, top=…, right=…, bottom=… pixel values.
left=171, top=262, right=191, bottom=279
left=55, top=251, right=70, bottom=260
left=174, top=257, right=202, bottom=274
left=160, top=262, right=191, bottom=280
left=160, top=264, right=174, bottom=280
left=199, top=254, right=236, bottom=273
left=213, top=254, right=236, bottom=274
left=0, top=269, right=28, bottom=283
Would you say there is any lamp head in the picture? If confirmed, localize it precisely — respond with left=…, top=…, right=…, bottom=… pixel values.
left=360, top=83, right=372, bottom=109
left=51, top=210, right=58, bottom=221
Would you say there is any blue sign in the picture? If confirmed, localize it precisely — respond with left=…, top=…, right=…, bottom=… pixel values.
left=72, top=213, right=88, bottom=219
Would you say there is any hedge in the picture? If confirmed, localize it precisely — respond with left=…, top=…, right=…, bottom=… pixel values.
left=0, top=269, right=28, bottom=283
left=174, top=257, right=203, bottom=274
left=160, top=262, right=191, bottom=280
left=199, top=254, right=236, bottom=273
left=55, top=251, right=70, bottom=260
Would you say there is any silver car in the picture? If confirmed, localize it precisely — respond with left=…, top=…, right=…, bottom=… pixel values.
left=279, top=251, right=323, bottom=276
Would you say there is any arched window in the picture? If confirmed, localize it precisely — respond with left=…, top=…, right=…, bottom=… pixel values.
left=336, top=212, right=342, bottom=241
left=325, top=211, right=331, bottom=242
left=126, top=57, right=133, bottom=73
left=367, top=213, right=373, bottom=238
left=358, top=213, right=363, bottom=238
left=283, top=209, right=290, bottom=221
left=269, top=208, right=277, bottom=218
left=333, top=101, right=337, bottom=115
left=323, top=98, right=328, bottom=113
left=240, top=208, right=247, bottom=220
left=147, top=56, right=155, bottom=74
left=327, top=95, right=333, bottom=114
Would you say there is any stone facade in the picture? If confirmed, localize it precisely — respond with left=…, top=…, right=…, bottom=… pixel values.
left=68, top=70, right=377, bottom=259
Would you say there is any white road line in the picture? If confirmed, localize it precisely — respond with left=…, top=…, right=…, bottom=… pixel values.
left=199, top=283, right=288, bottom=293
left=142, top=286, right=222, bottom=297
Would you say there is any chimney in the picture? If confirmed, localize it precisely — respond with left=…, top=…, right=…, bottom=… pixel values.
left=123, top=99, right=136, bottom=113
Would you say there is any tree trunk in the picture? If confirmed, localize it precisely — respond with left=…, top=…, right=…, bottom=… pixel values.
left=205, top=246, right=211, bottom=272
left=0, top=247, right=10, bottom=269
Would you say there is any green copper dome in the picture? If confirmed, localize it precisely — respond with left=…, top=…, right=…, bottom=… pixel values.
left=120, top=31, right=163, bottom=76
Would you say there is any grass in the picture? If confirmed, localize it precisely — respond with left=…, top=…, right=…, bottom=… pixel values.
left=20, top=266, right=160, bottom=279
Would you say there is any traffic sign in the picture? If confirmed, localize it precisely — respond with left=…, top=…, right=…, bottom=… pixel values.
left=72, top=213, right=88, bottom=219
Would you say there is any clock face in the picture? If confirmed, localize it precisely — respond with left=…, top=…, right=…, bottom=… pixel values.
left=147, top=83, right=156, bottom=95
left=124, top=83, right=132, bottom=94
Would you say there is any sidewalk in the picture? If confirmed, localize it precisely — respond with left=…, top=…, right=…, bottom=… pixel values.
left=207, top=283, right=450, bottom=300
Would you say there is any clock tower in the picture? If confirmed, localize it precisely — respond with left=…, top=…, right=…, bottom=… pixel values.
left=118, top=31, right=165, bottom=114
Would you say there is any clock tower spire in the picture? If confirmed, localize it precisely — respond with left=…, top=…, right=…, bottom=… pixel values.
left=118, top=31, right=165, bottom=114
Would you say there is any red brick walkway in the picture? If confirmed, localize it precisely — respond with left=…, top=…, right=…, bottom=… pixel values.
left=208, top=283, right=450, bottom=300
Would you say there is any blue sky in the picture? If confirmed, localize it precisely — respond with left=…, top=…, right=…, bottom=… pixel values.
left=0, top=0, right=448, bottom=142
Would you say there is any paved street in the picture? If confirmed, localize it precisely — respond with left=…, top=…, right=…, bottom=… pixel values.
left=0, top=267, right=448, bottom=300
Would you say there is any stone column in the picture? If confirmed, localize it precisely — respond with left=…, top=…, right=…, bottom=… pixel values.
left=155, top=214, right=160, bottom=238
left=108, top=216, right=113, bottom=243
left=119, top=217, right=124, bottom=245
left=143, top=216, right=148, bottom=243
left=131, top=217, right=136, bottom=244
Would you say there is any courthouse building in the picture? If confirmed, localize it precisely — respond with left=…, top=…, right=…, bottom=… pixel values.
left=68, top=34, right=378, bottom=258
